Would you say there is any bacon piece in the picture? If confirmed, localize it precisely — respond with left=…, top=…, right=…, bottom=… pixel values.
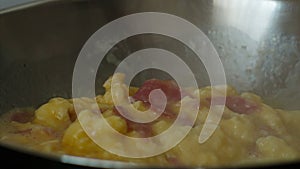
left=133, top=79, right=181, bottom=103
left=132, top=79, right=181, bottom=119
left=10, top=111, right=33, bottom=123
left=166, top=155, right=182, bottom=166
left=226, top=96, right=259, bottom=114
left=207, top=96, right=259, bottom=114
left=13, top=128, right=32, bottom=135
left=113, top=79, right=182, bottom=137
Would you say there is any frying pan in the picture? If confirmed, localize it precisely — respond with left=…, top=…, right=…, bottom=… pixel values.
left=0, top=0, right=300, bottom=168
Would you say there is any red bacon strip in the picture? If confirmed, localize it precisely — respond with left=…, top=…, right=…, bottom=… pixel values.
left=10, top=111, right=33, bottom=123
left=133, top=79, right=181, bottom=103
left=207, top=96, right=259, bottom=114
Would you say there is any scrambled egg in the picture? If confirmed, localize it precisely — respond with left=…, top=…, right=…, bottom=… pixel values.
left=0, top=73, right=299, bottom=167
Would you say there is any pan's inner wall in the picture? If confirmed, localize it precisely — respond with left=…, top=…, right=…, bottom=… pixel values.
left=1, top=0, right=300, bottom=114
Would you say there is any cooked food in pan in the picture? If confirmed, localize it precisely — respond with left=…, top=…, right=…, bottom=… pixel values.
left=0, top=73, right=299, bottom=167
